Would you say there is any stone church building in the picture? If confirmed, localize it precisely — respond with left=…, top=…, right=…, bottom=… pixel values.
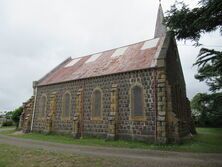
left=20, top=4, right=195, bottom=143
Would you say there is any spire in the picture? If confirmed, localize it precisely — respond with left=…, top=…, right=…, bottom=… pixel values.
left=154, top=1, right=167, bottom=38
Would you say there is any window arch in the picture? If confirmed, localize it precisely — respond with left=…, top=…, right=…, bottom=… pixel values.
left=39, top=94, right=47, bottom=118
left=91, top=88, right=103, bottom=120
left=62, top=91, right=71, bottom=119
left=130, top=84, right=145, bottom=120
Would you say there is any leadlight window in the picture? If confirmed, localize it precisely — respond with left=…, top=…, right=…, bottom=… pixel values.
left=131, top=85, right=144, bottom=118
left=62, top=92, right=71, bottom=118
left=39, top=95, right=47, bottom=117
left=91, top=89, right=102, bottom=119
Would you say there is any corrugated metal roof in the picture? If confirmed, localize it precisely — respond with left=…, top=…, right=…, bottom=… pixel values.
left=38, top=37, right=164, bottom=86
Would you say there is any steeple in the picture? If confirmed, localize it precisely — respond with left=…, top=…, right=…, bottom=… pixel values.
left=154, top=1, right=167, bottom=38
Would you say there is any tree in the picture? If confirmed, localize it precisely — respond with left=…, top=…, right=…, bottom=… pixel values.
left=5, top=111, right=13, bottom=119
left=11, top=107, right=23, bottom=128
left=165, top=0, right=222, bottom=92
left=191, top=93, right=222, bottom=127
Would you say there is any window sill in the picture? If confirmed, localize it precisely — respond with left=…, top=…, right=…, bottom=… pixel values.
left=129, top=116, right=146, bottom=121
left=91, top=117, right=103, bottom=121
left=61, top=117, right=71, bottom=121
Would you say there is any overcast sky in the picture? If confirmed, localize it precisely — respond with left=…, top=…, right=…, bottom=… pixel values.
left=0, top=0, right=221, bottom=111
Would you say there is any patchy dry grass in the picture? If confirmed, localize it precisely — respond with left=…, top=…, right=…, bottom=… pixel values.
left=0, top=144, right=156, bottom=167
left=0, top=144, right=125, bottom=167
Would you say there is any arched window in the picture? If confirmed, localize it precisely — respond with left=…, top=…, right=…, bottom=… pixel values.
left=130, top=84, right=145, bottom=119
left=62, top=92, right=71, bottom=119
left=39, top=94, right=47, bottom=117
left=91, top=88, right=102, bottom=120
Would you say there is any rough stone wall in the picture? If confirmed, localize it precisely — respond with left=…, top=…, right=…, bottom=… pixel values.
left=19, top=96, right=34, bottom=133
left=151, top=33, right=195, bottom=143
left=155, top=69, right=168, bottom=143
left=164, top=37, right=194, bottom=141
left=32, top=69, right=157, bottom=142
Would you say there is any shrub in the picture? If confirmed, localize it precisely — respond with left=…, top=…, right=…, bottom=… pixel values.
left=2, top=120, right=13, bottom=127
left=11, top=107, right=23, bottom=128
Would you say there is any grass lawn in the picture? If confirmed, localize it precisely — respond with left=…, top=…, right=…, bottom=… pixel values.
left=0, top=126, right=15, bottom=130
left=1, top=128, right=222, bottom=153
left=0, top=144, right=123, bottom=167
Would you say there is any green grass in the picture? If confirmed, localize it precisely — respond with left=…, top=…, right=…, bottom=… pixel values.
left=8, top=131, right=153, bottom=149
left=0, top=129, right=16, bottom=135
left=1, top=128, right=222, bottom=153
left=155, top=128, right=222, bottom=153
left=0, top=126, right=15, bottom=130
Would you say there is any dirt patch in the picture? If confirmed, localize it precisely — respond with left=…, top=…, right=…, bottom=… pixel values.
left=12, top=130, right=24, bottom=135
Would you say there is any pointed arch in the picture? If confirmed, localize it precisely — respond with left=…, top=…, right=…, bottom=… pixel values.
left=129, top=83, right=145, bottom=121
left=39, top=94, right=47, bottom=118
left=91, top=87, right=103, bottom=120
left=62, top=91, right=72, bottom=119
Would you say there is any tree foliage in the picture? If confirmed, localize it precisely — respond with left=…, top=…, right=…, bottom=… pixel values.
left=191, top=93, right=222, bottom=127
left=11, top=107, right=23, bottom=128
left=165, top=0, right=222, bottom=92
left=194, top=48, right=222, bottom=91
left=165, top=0, right=222, bottom=42
left=1, top=111, right=14, bottom=127
left=5, top=111, right=13, bottom=119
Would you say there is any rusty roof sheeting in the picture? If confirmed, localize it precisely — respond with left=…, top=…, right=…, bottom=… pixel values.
left=38, top=37, right=164, bottom=86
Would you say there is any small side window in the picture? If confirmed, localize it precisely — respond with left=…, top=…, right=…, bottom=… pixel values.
left=91, top=88, right=102, bottom=120
left=62, top=92, right=71, bottom=119
left=39, top=94, right=47, bottom=117
left=130, top=84, right=145, bottom=120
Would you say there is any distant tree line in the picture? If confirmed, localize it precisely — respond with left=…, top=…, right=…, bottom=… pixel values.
left=191, top=93, right=222, bottom=127
left=0, top=107, right=23, bottom=128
